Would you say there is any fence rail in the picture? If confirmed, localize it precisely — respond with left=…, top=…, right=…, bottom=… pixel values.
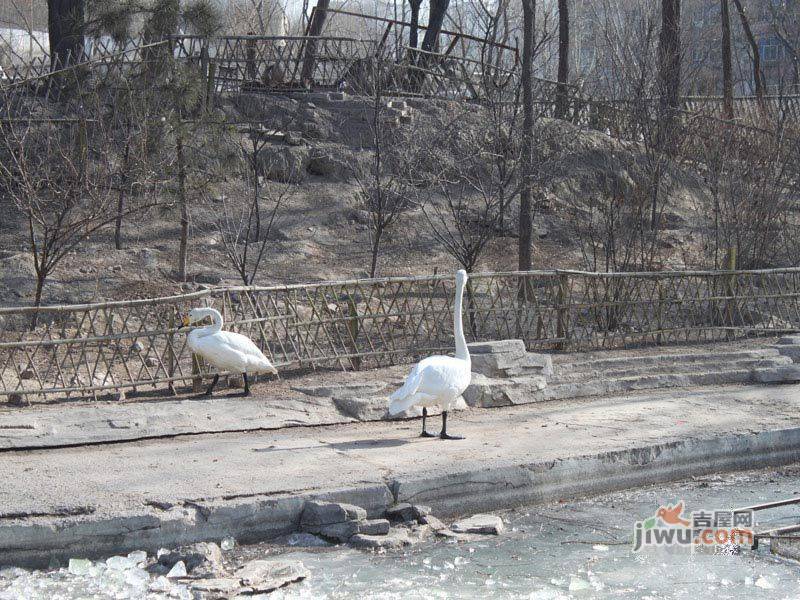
left=2, top=268, right=800, bottom=401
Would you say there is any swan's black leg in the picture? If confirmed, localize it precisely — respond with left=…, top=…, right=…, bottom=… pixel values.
left=440, top=411, right=464, bottom=440
left=420, top=407, right=435, bottom=438
left=240, top=373, right=251, bottom=397
left=202, top=374, right=219, bottom=397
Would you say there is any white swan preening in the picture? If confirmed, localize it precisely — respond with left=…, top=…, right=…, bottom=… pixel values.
left=182, top=307, right=277, bottom=397
left=389, top=269, right=471, bottom=440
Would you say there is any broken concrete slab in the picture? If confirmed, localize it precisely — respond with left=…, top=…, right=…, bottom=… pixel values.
left=468, top=340, right=527, bottom=355
left=156, top=541, right=223, bottom=574
left=189, top=577, right=243, bottom=595
left=314, top=520, right=360, bottom=542
left=236, top=559, right=309, bottom=593
left=300, top=501, right=366, bottom=528
left=450, top=514, right=505, bottom=535
left=349, top=528, right=412, bottom=550
left=463, top=374, right=547, bottom=408
left=468, top=339, right=553, bottom=380
left=357, top=519, right=390, bottom=536
left=419, top=515, right=447, bottom=531
left=385, top=503, right=415, bottom=522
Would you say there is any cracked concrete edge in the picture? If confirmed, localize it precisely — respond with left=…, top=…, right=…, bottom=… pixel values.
left=4, top=428, right=800, bottom=568
left=392, top=428, right=800, bottom=516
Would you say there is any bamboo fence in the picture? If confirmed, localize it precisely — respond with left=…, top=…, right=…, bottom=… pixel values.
left=2, top=268, right=800, bottom=402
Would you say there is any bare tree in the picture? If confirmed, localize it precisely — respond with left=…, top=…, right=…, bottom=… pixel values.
left=352, top=60, right=411, bottom=278
left=692, top=121, right=800, bottom=268
left=217, top=160, right=290, bottom=286
left=0, top=97, right=160, bottom=325
left=519, top=0, right=536, bottom=271
left=731, top=0, right=764, bottom=105
left=658, top=0, right=681, bottom=134
left=721, top=0, right=734, bottom=119
left=555, top=0, right=570, bottom=119
left=48, top=0, right=85, bottom=69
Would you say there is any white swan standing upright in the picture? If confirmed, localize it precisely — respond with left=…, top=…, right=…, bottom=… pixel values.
left=389, top=270, right=471, bottom=440
left=181, top=307, right=277, bottom=397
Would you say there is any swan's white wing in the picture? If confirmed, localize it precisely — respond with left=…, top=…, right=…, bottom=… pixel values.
left=388, top=356, right=469, bottom=415
left=389, top=361, right=423, bottom=402
left=194, top=331, right=276, bottom=373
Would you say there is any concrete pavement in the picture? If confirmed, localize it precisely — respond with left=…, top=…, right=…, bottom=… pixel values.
left=4, top=382, right=800, bottom=566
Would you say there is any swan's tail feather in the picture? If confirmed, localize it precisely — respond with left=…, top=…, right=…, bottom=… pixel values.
left=389, top=392, right=433, bottom=416
left=389, top=366, right=421, bottom=402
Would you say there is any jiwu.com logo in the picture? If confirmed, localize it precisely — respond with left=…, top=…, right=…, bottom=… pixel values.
left=632, top=500, right=754, bottom=552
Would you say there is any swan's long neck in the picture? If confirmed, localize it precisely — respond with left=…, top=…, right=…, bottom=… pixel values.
left=197, top=308, right=224, bottom=337
left=454, top=278, right=469, bottom=363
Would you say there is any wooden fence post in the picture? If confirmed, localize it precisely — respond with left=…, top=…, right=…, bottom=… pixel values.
left=556, top=272, right=570, bottom=350
left=207, top=63, right=216, bottom=110
left=167, top=312, right=176, bottom=395
left=191, top=353, right=203, bottom=393
left=726, top=247, right=738, bottom=340
left=656, top=279, right=664, bottom=345
left=347, top=294, right=360, bottom=370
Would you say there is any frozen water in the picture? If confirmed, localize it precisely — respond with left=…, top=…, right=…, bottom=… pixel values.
left=105, top=555, right=138, bottom=570
left=221, top=537, right=236, bottom=551
left=126, top=550, right=148, bottom=565
left=166, top=560, right=187, bottom=578
left=568, top=575, right=591, bottom=591
left=5, top=467, right=800, bottom=598
left=67, top=558, right=91, bottom=575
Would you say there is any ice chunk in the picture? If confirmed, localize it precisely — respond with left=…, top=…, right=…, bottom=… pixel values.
left=68, top=558, right=92, bottom=575
left=127, top=550, right=147, bottom=565
left=221, top=537, right=236, bottom=551
left=167, top=561, right=187, bottom=578
left=755, top=576, right=776, bottom=590
left=124, top=567, right=149, bottom=587
left=568, top=576, right=591, bottom=591
left=106, top=555, right=138, bottom=570
left=592, top=544, right=609, bottom=552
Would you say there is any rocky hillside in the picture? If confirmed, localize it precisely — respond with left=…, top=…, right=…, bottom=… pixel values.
left=0, top=91, right=712, bottom=308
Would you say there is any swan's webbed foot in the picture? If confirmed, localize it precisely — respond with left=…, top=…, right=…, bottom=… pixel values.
left=419, top=407, right=436, bottom=438
left=200, top=374, right=219, bottom=397
left=238, top=373, right=251, bottom=397
left=439, top=410, right=463, bottom=440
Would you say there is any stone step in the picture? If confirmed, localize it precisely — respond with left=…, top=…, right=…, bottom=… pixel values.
left=554, top=349, right=781, bottom=374
left=531, top=366, right=800, bottom=404
left=550, top=356, right=793, bottom=384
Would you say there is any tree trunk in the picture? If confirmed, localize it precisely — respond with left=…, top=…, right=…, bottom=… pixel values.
left=369, top=228, right=382, bottom=278
left=658, top=0, right=681, bottom=117
left=300, top=0, right=331, bottom=83
left=731, top=0, right=765, bottom=103
left=420, top=0, right=451, bottom=53
left=115, top=136, right=132, bottom=250
left=721, top=0, right=734, bottom=119
left=47, top=0, right=85, bottom=70
left=31, top=272, right=46, bottom=330
left=408, top=0, right=423, bottom=50
left=555, top=0, right=570, bottom=120
left=176, top=132, right=189, bottom=282
left=518, top=0, right=535, bottom=272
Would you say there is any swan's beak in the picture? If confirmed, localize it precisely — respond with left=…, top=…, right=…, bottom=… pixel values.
left=180, top=315, right=191, bottom=327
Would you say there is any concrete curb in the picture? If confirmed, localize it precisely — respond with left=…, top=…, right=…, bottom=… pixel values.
left=4, top=427, right=800, bottom=568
